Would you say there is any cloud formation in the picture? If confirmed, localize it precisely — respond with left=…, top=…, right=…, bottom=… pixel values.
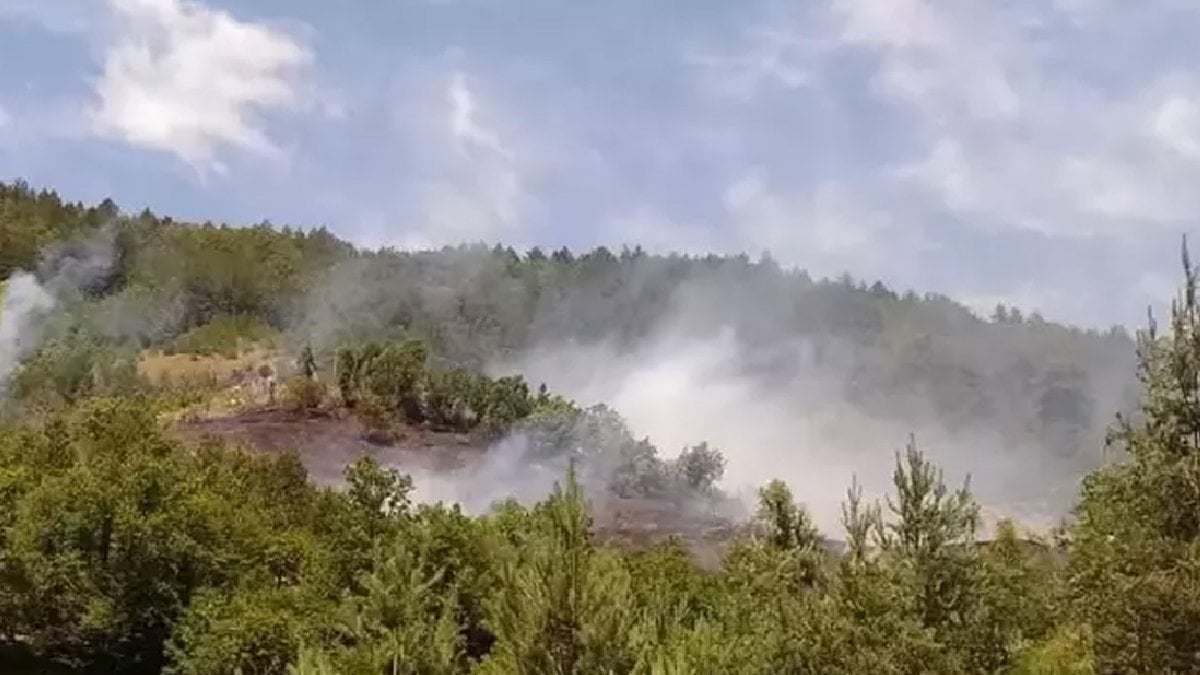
left=408, top=70, right=531, bottom=248
left=89, top=0, right=313, bottom=174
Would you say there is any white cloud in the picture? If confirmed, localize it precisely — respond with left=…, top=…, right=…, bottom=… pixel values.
left=820, top=0, right=1200, bottom=239
left=392, top=69, right=533, bottom=249
left=681, top=0, right=1200, bottom=264
left=722, top=173, right=910, bottom=280
left=89, top=0, right=313, bottom=173
left=447, top=70, right=508, bottom=159
left=835, top=0, right=1020, bottom=123
left=0, top=104, right=10, bottom=128
left=684, top=24, right=819, bottom=101
left=1150, top=94, right=1200, bottom=161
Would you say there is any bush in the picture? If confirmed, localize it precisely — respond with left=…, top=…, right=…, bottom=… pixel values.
left=170, top=315, right=278, bottom=356
left=283, top=376, right=325, bottom=413
left=167, top=585, right=334, bottom=675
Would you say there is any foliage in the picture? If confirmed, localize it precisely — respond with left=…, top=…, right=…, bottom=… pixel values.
left=4, top=180, right=1200, bottom=674
left=169, top=315, right=278, bottom=357
left=282, top=376, right=326, bottom=413
left=9, top=328, right=144, bottom=408
left=0, top=387, right=1083, bottom=674
left=334, top=339, right=545, bottom=434
left=0, top=179, right=1139, bottom=481
left=1065, top=242, right=1200, bottom=674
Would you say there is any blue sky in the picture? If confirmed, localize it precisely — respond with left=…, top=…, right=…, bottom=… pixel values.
left=1, top=0, right=1199, bottom=329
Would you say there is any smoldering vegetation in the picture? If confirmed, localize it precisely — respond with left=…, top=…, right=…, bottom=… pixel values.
left=0, top=211, right=1140, bottom=538
left=287, top=245, right=1139, bottom=534
left=0, top=184, right=1141, bottom=536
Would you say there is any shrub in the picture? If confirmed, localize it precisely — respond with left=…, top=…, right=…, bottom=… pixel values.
left=283, top=376, right=325, bottom=413
left=170, top=315, right=278, bottom=356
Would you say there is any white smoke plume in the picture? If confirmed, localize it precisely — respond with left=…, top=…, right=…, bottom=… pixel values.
left=292, top=249, right=1132, bottom=539
left=0, top=230, right=116, bottom=400
left=406, top=433, right=566, bottom=512
left=493, top=318, right=1109, bottom=537
left=0, top=274, right=56, bottom=397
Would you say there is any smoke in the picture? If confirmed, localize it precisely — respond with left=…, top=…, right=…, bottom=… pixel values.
left=406, top=433, right=567, bottom=512
left=291, top=249, right=1134, bottom=538
left=491, top=297, right=1123, bottom=537
left=0, top=230, right=116, bottom=400
left=0, top=274, right=56, bottom=396
left=487, top=330, right=884, bottom=532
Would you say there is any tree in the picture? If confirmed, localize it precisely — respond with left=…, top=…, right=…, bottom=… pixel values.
left=671, top=442, right=726, bottom=496
left=476, top=465, right=636, bottom=674
left=1067, top=240, right=1200, bottom=673
left=298, top=344, right=317, bottom=380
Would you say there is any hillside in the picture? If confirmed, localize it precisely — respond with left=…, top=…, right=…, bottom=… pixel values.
left=7, top=180, right=1200, bottom=674
left=0, top=181, right=1139, bottom=525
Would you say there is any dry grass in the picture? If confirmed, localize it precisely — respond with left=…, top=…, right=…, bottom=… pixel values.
left=138, top=346, right=280, bottom=385
left=141, top=345, right=286, bottom=424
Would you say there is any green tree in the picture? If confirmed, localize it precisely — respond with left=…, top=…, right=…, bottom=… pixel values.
left=1067, top=242, right=1200, bottom=674
left=477, top=465, right=636, bottom=674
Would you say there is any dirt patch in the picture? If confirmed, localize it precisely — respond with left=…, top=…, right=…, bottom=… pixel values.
left=174, top=407, right=487, bottom=483
left=172, top=408, right=1051, bottom=566
left=172, top=407, right=755, bottom=561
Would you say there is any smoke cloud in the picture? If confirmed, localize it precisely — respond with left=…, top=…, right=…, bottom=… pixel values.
left=483, top=279, right=1129, bottom=536
left=289, top=249, right=1135, bottom=539
left=0, top=274, right=56, bottom=397
left=406, top=433, right=568, bottom=512
left=0, top=230, right=116, bottom=400
left=496, top=327, right=1076, bottom=535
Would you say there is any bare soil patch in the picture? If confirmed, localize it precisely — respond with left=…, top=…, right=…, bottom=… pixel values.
left=172, top=407, right=752, bottom=561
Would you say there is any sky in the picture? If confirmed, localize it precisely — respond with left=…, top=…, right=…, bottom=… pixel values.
left=1, top=0, right=1198, bottom=329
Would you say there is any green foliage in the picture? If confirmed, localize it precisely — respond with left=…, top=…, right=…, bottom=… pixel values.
left=477, top=465, right=638, bottom=675
left=1010, top=625, right=1096, bottom=675
left=168, top=314, right=278, bottom=357
left=166, top=584, right=335, bottom=675
left=334, top=339, right=548, bottom=435
left=1, top=178, right=1139, bottom=479
left=1065, top=242, right=1200, bottom=674
left=756, top=479, right=822, bottom=552
left=10, top=328, right=144, bottom=408
left=672, top=442, right=726, bottom=495
left=282, top=376, right=326, bottom=413
left=7, top=180, right=1200, bottom=674
left=0, top=390, right=1163, bottom=675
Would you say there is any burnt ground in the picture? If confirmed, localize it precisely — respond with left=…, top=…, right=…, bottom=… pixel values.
left=175, top=407, right=485, bottom=483
left=173, top=408, right=1052, bottom=565
left=173, top=408, right=754, bottom=563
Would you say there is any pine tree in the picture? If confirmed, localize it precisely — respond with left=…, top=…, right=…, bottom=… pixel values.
left=1068, top=238, right=1200, bottom=673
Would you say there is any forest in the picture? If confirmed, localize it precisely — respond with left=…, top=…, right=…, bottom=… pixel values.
left=1, top=180, right=1198, bottom=674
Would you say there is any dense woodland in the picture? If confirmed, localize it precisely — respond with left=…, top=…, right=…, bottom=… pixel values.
left=2, top=181, right=1198, bottom=673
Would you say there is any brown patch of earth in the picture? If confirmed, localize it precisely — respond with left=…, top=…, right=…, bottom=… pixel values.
left=174, top=408, right=1047, bottom=565
left=172, top=407, right=755, bottom=563
left=174, top=407, right=487, bottom=484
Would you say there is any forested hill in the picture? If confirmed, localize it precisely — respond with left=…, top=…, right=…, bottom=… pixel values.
left=0, top=180, right=1139, bottom=497
left=11, top=181, right=1200, bottom=674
